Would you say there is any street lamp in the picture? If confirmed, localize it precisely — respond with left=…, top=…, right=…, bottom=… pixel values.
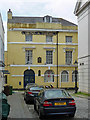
left=74, top=60, right=78, bottom=93
left=56, top=31, right=59, bottom=88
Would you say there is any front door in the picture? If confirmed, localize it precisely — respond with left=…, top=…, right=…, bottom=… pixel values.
left=24, top=69, right=35, bottom=88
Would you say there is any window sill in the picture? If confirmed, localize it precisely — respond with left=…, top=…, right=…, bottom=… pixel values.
left=25, top=63, right=32, bottom=65
left=65, top=64, right=72, bottom=65
left=45, top=64, right=53, bottom=65
left=25, top=41, right=32, bottom=42
left=44, top=82, right=54, bottom=83
left=46, top=42, right=53, bottom=44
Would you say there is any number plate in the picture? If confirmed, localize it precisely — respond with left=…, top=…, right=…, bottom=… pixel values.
left=54, top=102, right=66, bottom=106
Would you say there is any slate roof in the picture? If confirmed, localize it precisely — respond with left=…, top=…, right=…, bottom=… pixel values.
left=8, top=16, right=77, bottom=26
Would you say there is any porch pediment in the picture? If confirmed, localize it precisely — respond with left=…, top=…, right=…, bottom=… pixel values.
left=74, top=0, right=90, bottom=15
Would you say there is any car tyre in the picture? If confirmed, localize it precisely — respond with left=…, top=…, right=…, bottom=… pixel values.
left=25, top=99, right=28, bottom=104
left=69, top=114, right=75, bottom=118
left=24, top=97, right=26, bottom=101
left=2, top=117, right=7, bottom=120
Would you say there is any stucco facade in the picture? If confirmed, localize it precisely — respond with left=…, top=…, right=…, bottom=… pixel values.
left=74, top=0, right=90, bottom=93
left=5, top=9, right=78, bottom=89
left=0, top=13, right=4, bottom=93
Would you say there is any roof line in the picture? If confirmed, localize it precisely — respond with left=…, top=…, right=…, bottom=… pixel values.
left=9, top=28, right=78, bottom=33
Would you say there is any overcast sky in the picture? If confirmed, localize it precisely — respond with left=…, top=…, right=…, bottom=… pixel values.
left=0, top=0, right=78, bottom=50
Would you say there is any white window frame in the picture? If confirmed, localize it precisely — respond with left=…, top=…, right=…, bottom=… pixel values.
left=46, top=35, right=53, bottom=43
left=44, top=70, right=54, bottom=82
left=72, top=70, right=78, bottom=82
left=66, top=51, right=72, bottom=65
left=46, top=51, right=53, bottom=64
left=25, top=34, right=32, bottom=42
left=66, top=36, right=72, bottom=43
left=61, top=71, right=69, bottom=82
left=25, top=50, right=32, bottom=64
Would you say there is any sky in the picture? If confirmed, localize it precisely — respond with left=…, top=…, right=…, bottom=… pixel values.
left=0, top=0, right=78, bottom=50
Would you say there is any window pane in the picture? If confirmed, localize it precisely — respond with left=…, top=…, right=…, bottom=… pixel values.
left=46, top=36, right=52, bottom=42
left=26, top=50, right=32, bottom=64
left=66, top=36, right=72, bottom=43
left=66, top=51, right=72, bottom=64
left=38, top=70, right=41, bottom=76
left=38, top=57, right=42, bottom=63
left=46, top=51, right=53, bottom=64
left=44, top=70, right=54, bottom=82
left=25, top=34, right=32, bottom=41
left=72, top=71, right=78, bottom=82
left=61, top=71, right=68, bottom=82
left=46, top=16, right=50, bottom=22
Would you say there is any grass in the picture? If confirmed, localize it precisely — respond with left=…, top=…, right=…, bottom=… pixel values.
left=73, top=91, right=90, bottom=97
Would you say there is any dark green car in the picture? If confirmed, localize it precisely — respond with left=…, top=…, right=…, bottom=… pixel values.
left=0, top=92, right=10, bottom=120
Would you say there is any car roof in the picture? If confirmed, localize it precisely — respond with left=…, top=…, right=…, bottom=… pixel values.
left=44, top=88, right=66, bottom=91
left=40, top=88, right=67, bottom=93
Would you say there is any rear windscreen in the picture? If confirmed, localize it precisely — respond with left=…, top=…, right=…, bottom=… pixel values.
left=30, top=87, right=43, bottom=90
left=45, top=90, right=71, bottom=99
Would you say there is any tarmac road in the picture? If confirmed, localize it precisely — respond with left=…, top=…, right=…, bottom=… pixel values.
left=7, top=92, right=89, bottom=120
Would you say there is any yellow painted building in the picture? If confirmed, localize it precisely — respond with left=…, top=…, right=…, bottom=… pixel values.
left=5, top=9, right=78, bottom=89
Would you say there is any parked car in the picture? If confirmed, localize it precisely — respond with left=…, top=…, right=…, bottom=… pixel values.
left=24, top=86, right=43, bottom=103
left=0, top=92, right=10, bottom=120
left=34, top=89, right=76, bottom=119
left=25, top=83, right=38, bottom=89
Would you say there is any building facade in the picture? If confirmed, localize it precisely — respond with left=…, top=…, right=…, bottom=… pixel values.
left=74, top=0, right=90, bottom=93
left=5, top=9, right=78, bottom=89
left=0, top=13, right=5, bottom=93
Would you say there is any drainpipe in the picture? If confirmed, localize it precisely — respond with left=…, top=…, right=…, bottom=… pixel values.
left=57, top=31, right=58, bottom=88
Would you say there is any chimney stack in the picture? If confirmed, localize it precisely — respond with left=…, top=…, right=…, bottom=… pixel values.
left=7, top=9, right=12, bottom=19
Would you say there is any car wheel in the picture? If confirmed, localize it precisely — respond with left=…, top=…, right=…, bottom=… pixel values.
left=25, top=99, right=28, bottom=104
left=39, top=109, right=43, bottom=119
left=69, top=114, right=75, bottom=117
left=24, top=97, right=26, bottom=101
left=2, top=117, right=7, bottom=120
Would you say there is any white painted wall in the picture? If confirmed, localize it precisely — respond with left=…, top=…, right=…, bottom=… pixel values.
left=78, top=57, right=88, bottom=92
left=88, top=5, right=90, bottom=93
left=77, top=3, right=90, bottom=93
left=88, top=4, right=90, bottom=55
left=78, top=5, right=88, bottom=58
left=0, top=13, right=4, bottom=62
left=0, top=13, right=4, bottom=93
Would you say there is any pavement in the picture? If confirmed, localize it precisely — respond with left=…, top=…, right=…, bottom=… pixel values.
left=66, top=90, right=90, bottom=99
left=7, top=92, right=38, bottom=119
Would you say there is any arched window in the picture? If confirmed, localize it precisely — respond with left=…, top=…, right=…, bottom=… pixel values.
left=38, top=57, right=42, bottom=63
left=72, top=70, right=78, bottom=82
left=38, top=70, right=41, bottom=76
left=44, top=70, right=54, bottom=82
left=61, top=71, right=68, bottom=82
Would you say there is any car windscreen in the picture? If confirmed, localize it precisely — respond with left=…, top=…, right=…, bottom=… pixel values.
left=45, top=90, right=71, bottom=99
left=30, top=87, right=43, bottom=91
